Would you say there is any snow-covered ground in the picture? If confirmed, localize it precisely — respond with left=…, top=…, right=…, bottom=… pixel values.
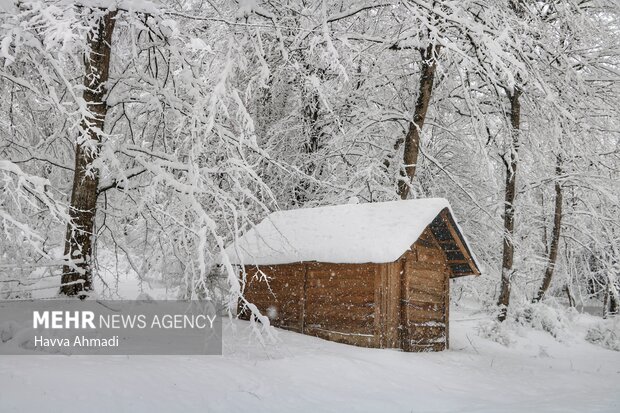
left=1, top=303, right=618, bottom=413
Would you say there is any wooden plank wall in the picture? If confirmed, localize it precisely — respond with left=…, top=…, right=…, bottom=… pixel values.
left=304, top=263, right=378, bottom=347
left=401, top=228, right=450, bottom=352
left=240, top=262, right=381, bottom=347
left=379, top=261, right=403, bottom=348
left=240, top=228, right=451, bottom=352
left=241, top=264, right=306, bottom=332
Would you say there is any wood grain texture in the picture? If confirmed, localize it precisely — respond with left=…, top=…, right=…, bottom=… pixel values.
left=400, top=232, right=449, bottom=351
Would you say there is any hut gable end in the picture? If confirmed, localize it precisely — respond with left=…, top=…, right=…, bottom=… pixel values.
left=426, top=208, right=480, bottom=277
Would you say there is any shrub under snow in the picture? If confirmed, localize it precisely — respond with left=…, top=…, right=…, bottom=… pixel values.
left=586, top=317, right=620, bottom=352
left=512, top=302, right=574, bottom=340
left=477, top=302, right=575, bottom=346
left=477, top=319, right=514, bottom=346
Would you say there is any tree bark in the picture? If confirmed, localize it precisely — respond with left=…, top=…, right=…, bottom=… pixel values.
left=397, top=44, right=439, bottom=200
left=294, top=84, right=324, bottom=204
left=603, top=287, right=609, bottom=319
left=497, top=88, right=521, bottom=322
left=610, top=292, right=619, bottom=315
left=564, top=285, right=575, bottom=308
left=61, top=11, right=117, bottom=296
left=534, top=156, right=563, bottom=302
left=605, top=279, right=619, bottom=318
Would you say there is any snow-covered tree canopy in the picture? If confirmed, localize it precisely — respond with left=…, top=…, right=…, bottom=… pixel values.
left=0, top=0, right=618, bottom=319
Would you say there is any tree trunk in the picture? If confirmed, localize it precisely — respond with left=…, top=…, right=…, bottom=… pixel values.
left=397, top=44, right=439, bottom=200
left=603, top=287, right=610, bottom=319
left=605, top=279, right=619, bottom=318
left=294, top=88, right=324, bottom=204
left=564, top=285, right=575, bottom=308
left=61, top=11, right=117, bottom=297
left=534, top=156, right=563, bottom=302
left=497, top=88, right=521, bottom=322
left=294, top=64, right=327, bottom=204
left=610, top=292, right=619, bottom=315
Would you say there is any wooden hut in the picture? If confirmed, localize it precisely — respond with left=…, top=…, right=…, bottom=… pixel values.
left=225, top=198, right=480, bottom=352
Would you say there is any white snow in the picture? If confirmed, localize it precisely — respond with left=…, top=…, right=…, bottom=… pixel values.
left=1, top=274, right=618, bottom=412
left=225, top=198, right=457, bottom=265
left=0, top=304, right=618, bottom=413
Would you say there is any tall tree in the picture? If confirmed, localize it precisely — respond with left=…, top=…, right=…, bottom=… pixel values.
left=61, top=11, right=117, bottom=296
left=397, top=44, right=440, bottom=199
left=497, top=86, right=521, bottom=321
left=534, top=155, right=563, bottom=302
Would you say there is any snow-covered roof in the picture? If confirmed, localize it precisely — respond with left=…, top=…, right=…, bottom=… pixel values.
left=224, top=198, right=480, bottom=276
